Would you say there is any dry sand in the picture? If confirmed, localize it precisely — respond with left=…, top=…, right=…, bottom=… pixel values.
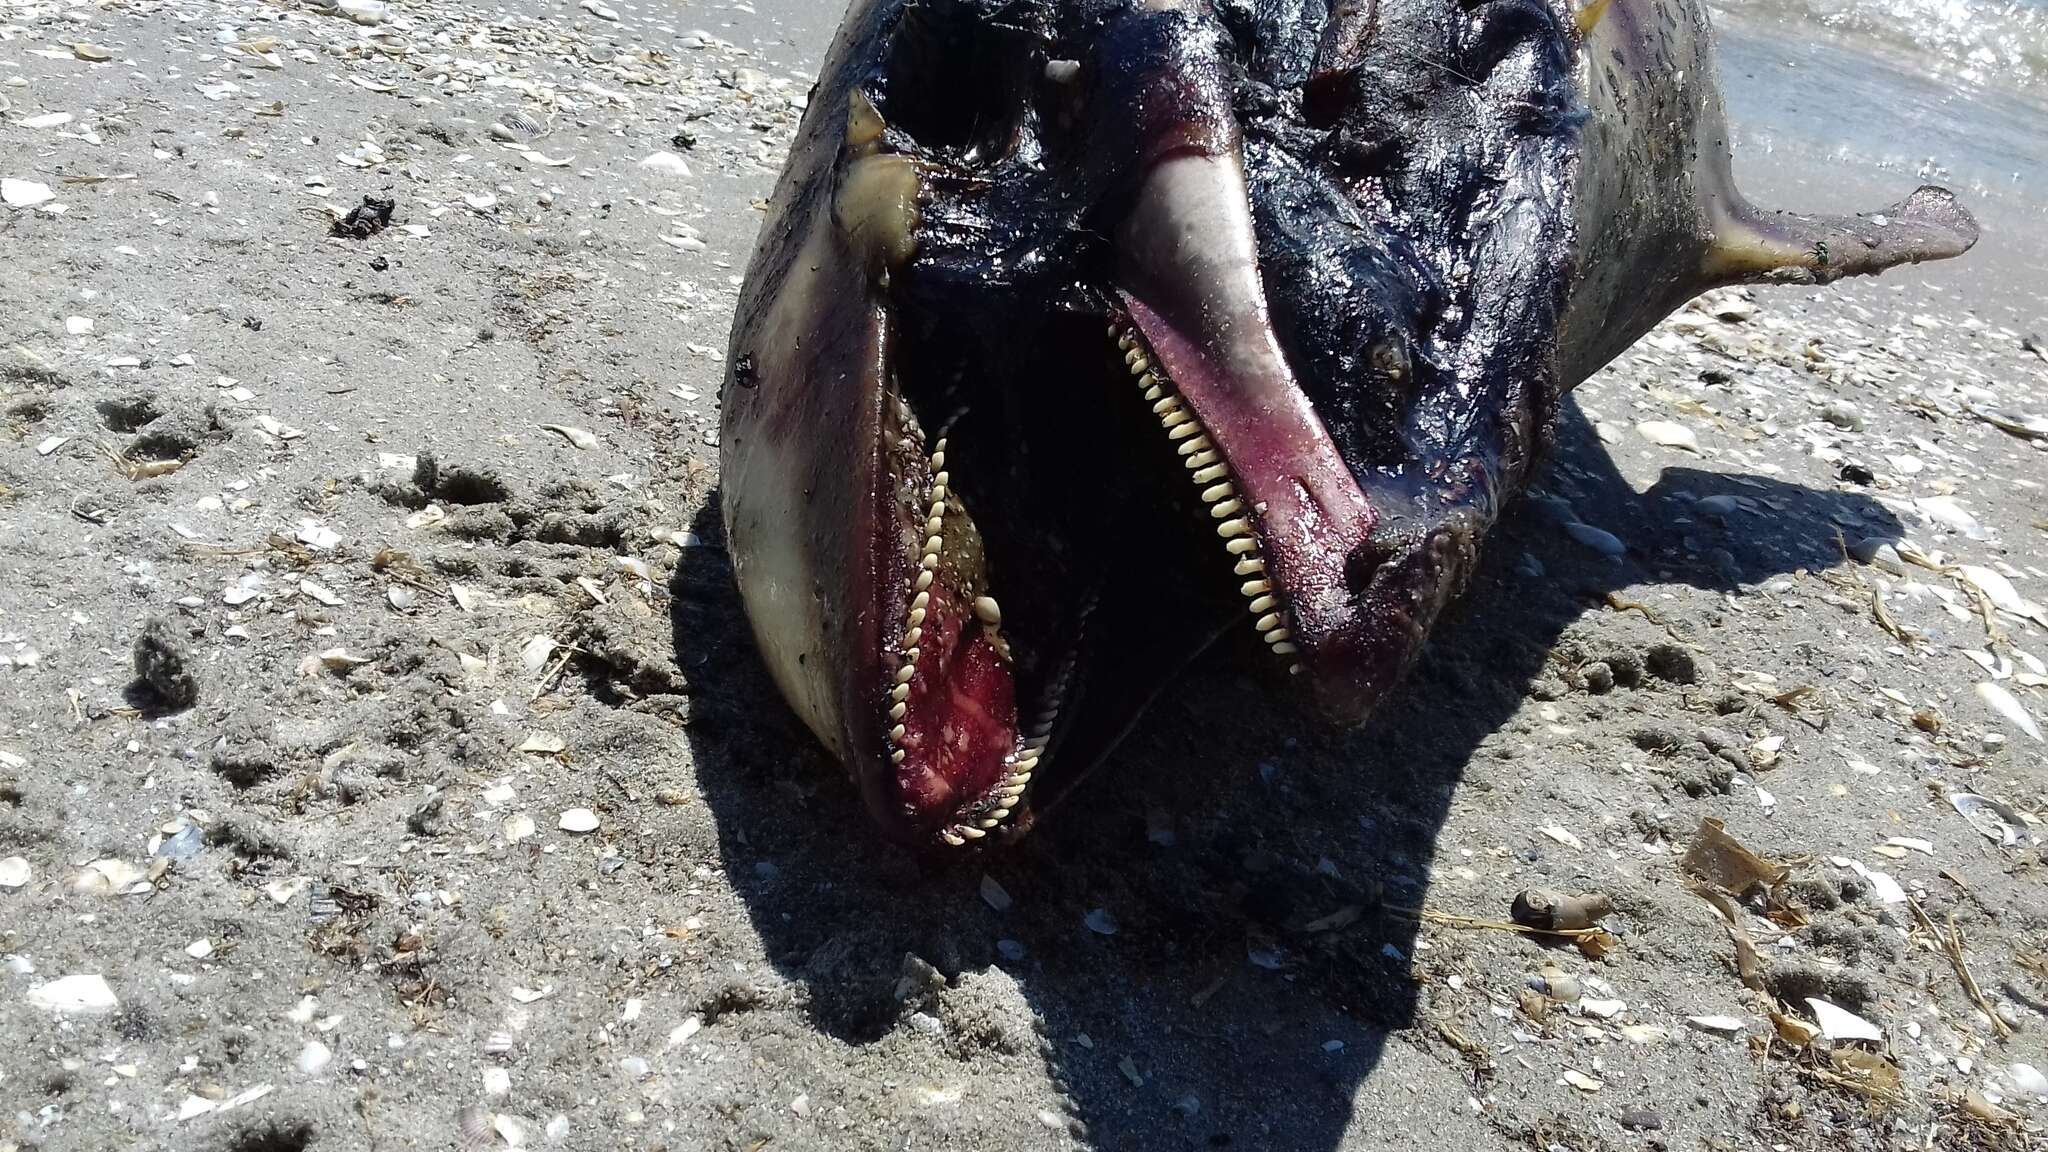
left=2, top=0, right=2046, bottom=1150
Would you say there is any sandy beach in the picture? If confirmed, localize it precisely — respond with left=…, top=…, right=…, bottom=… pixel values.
left=2, top=0, right=2045, bottom=1149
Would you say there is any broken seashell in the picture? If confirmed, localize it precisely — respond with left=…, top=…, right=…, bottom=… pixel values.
left=540, top=423, right=597, bottom=449
left=1949, top=793, right=2022, bottom=847
left=1976, top=681, right=2043, bottom=742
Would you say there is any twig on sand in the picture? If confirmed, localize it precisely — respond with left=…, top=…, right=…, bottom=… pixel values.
left=1908, top=897, right=2012, bottom=1040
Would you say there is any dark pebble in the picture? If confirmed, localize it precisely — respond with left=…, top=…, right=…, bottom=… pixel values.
left=1619, top=1109, right=1663, bottom=1131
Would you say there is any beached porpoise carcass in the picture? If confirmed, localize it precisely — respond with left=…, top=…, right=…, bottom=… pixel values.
left=718, top=0, right=1976, bottom=847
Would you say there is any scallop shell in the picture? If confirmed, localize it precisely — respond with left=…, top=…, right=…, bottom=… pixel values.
left=490, top=108, right=546, bottom=142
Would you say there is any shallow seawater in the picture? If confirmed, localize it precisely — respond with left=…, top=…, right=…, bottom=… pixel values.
left=1714, top=15, right=2048, bottom=211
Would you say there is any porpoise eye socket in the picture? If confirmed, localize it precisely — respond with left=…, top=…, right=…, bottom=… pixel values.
left=1367, top=338, right=1411, bottom=389
left=879, top=0, right=1039, bottom=167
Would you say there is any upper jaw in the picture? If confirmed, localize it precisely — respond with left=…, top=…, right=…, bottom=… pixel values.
left=1115, top=147, right=1446, bottom=726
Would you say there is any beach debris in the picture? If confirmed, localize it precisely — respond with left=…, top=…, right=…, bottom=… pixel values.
left=1805, top=998, right=1882, bottom=1043
left=1907, top=897, right=2012, bottom=1040
left=1538, top=824, right=1584, bottom=850
left=557, top=808, right=600, bottom=833
left=1975, top=682, right=2042, bottom=741
left=638, top=151, right=693, bottom=178
left=1083, top=908, right=1118, bottom=936
left=73, top=858, right=148, bottom=895
left=300, top=579, right=342, bottom=607
left=0, top=857, right=28, bottom=888
left=1685, top=1014, right=1747, bottom=1036
left=1948, top=793, right=2023, bottom=847
left=2022, top=333, right=2048, bottom=363
left=1972, top=406, right=2048, bottom=440
left=1561, top=1069, right=1602, bottom=1093
left=1679, top=818, right=1788, bottom=900
left=133, top=617, right=199, bottom=709
left=332, top=195, right=396, bottom=239
left=541, top=424, right=598, bottom=449
left=27, top=974, right=119, bottom=1013
left=297, top=1040, right=334, bottom=1075
left=491, top=110, right=547, bottom=141
left=1830, top=857, right=1906, bottom=904
left=1771, top=1010, right=1821, bottom=1047
left=519, top=732, right=566, bottom=755
left=1635, top=420, right=1700, bottom=452
left=2, top=178, right=55, bottom=208
left=1509, top=887, right=1612, bottom=933
left=1915, top=495, right=1984, bottom=539
left=311, top=648, right=370, bottom=673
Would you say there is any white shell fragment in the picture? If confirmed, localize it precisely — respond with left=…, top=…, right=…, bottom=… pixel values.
left=638, top=151, right=693, bottom=177
left=1806, top=998, right=1883, bottom=1043
left=1685, top=1014, right=1747, bottom=1035
left=28, top=974, right=119, bottom=1013
left=519, top=732, right=566, bottom=755
left=1975, top=682, right=2043, bottom=742
left=540, top=423, right=598, bottom=449
left=1832, top=858, right=1907, bottom=904
left=297, top=1040, right=334, bottom=1075
left=520, top=635, right=557, bottom=672
left=1634, top=420, right=1701, bottom=453
left=2, top=178, right=56, bottom=207
left=557, top=807, right=600, bottom=833
left=0, top=856, right=29, bottom=888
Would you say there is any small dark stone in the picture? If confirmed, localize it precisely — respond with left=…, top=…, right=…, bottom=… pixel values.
left=1580, top=661, right=1615, bottom=694
left=1838, top=461, right=1875, bottom=486
left=132, top=617, right=199, bottom=710
left=1619, top=1109, right=1663, bottom=1132
left=1644, top=642, right=1698, bottom=684
left=671, top=128, right=697, bottom=150
left=332, top=195, right=396, bottom=239
left=369, top=254, right=389, bottom=272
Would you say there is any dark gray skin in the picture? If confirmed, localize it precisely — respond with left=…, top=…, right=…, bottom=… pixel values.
left=718, top=0, right=1975, bottom=850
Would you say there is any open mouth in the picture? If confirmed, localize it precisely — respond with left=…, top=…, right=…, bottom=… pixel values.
left=878, top=285, right=1324, bottom=846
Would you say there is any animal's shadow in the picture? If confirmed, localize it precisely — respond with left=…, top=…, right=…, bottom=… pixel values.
left=673, top=395, right=1900, bottom=1150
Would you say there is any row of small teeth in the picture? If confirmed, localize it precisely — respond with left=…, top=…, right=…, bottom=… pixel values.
left=887, top=436, right=952, bottom=762
left=939, top=631, right=1077, bottom=846
left=878, top=431, right=1034, bottom=845
left=1111, top=322, right=1304, bottom=675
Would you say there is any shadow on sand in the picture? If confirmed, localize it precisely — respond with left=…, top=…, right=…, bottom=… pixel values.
left=672, top=395, right=1898, bottom=1150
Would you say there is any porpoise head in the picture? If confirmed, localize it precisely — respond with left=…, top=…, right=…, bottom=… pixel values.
left=720, top=0, right=1975, bottom=848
